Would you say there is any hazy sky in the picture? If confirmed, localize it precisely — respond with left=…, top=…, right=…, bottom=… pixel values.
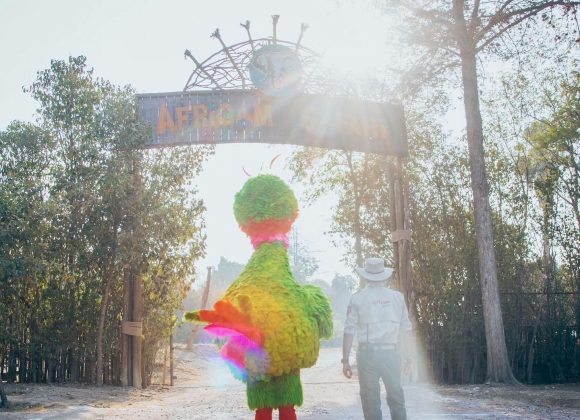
left=0, top=0, right=401, bottom=282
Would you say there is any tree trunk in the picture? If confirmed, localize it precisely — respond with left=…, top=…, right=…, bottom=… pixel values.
left=388, top=160, right=400, bottom=277
left=162, top=345, right=168, bottom=385
left=170, top=334, right=174, bottom=387
left=69, top=348, right=79, bottom=383
left=96, top=223, right=119, bottom=386
left=458, top=44, right=517, bottom=384
left=576, top=270, right=580, bottom=365
left=7, top=347, right=16, bottom=383
left=542, top=220, right=554, bottom=323
left=19, top=347, right=27, bottom=383
left=395, top=158, right=413, bottom=307
left=451, top=0, right=515, bottom=384
left=121, top=269, right=131, bottom=386
left=96, top=268, right=115, bottom=386
left=132, top=272, right=143, bottom=389
left=0, top=381, right=7, bottom=408
left=346, top=152, right=364, bottom=270
left=527, top=321, right=539, bottom=383
left=47, top=359, right=56, bottom=384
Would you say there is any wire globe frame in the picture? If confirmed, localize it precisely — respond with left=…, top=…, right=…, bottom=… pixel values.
left=183, top=36, right=325, bottom=94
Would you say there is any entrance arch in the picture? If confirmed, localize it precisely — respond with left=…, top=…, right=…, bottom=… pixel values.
left=124, top=16, right=413, bottom=387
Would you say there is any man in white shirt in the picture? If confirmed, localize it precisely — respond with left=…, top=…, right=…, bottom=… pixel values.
left=342, top=258, right=413, bottom=420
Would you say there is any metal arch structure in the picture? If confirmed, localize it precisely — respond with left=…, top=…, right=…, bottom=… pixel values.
left=128, top=19, right=415, bottom=390
left=183, top=38, right=322, bottom=93
left=137, top=16, right=408, bottom=156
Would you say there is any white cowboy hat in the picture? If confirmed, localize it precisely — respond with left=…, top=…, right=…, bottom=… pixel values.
left=355, top=258, right=394, bottom=282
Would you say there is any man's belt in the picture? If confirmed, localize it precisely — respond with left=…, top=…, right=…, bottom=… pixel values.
left=358, top=343, right=396, bottom=350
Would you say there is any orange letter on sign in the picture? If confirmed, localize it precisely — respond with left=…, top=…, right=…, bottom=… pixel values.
left=193, top=105, right=208, bottom=128
left=176, top=105, right=194, bottom=129
left=253, top=100, right=273, bottom=127
left=219, top=103, right=233, bottom=126
left=157, top=104, right=177, bottom=135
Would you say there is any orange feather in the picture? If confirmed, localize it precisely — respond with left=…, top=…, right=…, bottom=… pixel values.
left=197, top=300, right=263, bottom=345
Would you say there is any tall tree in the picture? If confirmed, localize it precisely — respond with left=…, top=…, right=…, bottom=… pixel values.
left=26, top=57, right=138, bottom=385
left=288, top=230, right=320, bottom=284
left=527, top=71, right=580, bottom=345
left=289, top=149, right=391, bottom=273
left=0, top=56, right=211, bottom=386
left=0, top=381, right=6, bottom=408
left=386, top=0, right=580, bottom=384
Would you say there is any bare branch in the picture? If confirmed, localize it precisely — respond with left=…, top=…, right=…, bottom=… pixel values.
left=471, top=0, right=481, bottom=21
left=476, top=1, right=580, bottom=43
left=476, top=9, right=539, bottom=52
left=498, top=0, right=518, bottom=16
left=399, top=0, right=453, bottom=26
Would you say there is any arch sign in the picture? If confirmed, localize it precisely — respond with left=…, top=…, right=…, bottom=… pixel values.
left=137, top=90, right=407, bottom=156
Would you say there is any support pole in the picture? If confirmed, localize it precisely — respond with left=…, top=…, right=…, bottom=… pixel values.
left=170, top=334, right=174, bottom=387
left=201, top=267, right=212, bottom=310
left=399, top=157, right=415, bottom=314
left=388, top=157, right=414, bottom=312
left=121, top=153, right=143, bottom=388
left=388, top=159, right=401, bottom=288
left=187, top=267, right=213, bottom=350
left=120, top=269, right=131, bottom=387
left=131, top=272, right=143, bottom=389
left=162, top=345, right=168, bottom=386
left=0, top=381, right=7, bottom=408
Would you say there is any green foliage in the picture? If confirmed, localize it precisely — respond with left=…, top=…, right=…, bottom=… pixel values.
left=0, top=56, right=211, bottom=385
left=526, top=72, right=580, bottom=253
left=289, top=85, right=578, bottom=383
left=329, top=274, right=356, bottom=316
left=176, top=257, right=245, bottom=342
left=289, top=148, right=393, bottom=269
left=213, top=257, right=245, bottom=291
left=288, top=234, right=319, bottom=284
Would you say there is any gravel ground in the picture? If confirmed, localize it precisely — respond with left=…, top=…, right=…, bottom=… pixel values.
left=1, top=344, right=579, bottom=419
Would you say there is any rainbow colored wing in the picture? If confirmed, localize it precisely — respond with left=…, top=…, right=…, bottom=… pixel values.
left=184, top=300, right=267, bottom=381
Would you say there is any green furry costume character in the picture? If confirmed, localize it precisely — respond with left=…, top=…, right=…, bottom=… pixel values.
left=185, top=174, right=333, bottom=420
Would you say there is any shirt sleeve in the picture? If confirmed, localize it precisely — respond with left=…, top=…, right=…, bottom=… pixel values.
left=344, top=295, right=358, bottom=336
left=399, top=294, right=413, bottom=333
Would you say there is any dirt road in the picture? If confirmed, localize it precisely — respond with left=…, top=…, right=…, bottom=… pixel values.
left=2, top=344, right=579, bottom=419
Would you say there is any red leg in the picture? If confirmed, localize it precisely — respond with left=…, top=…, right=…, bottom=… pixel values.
left=279, top=405, right=297, bottom=420
left=255, top=407, right=273, bottom=420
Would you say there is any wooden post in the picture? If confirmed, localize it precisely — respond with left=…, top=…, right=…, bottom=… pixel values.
left=201, top=267, right=212, bottom=309
left=120, top=269, right=131, bottom=386
left=121, top=154, right=144, bottom=388
left=397, top=157, right=413, bottom=308
left=186, top=327, right=194, bottom=351
left=162, top=345, right=168, bottom=386
left=388, top=159, right=401, bottom=288
left=0, top=381, right=7, bottom=408
left=388, top=157, right=414, bottom=311
left=121, top=269, right=144, bottom=388
left=389, top=157, right=418, bottom=383
left=131, top=272, right=143, bottom=389
left=187, top=267, right=213, bottom=350
left=169, top=334, right=174, bottom=387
